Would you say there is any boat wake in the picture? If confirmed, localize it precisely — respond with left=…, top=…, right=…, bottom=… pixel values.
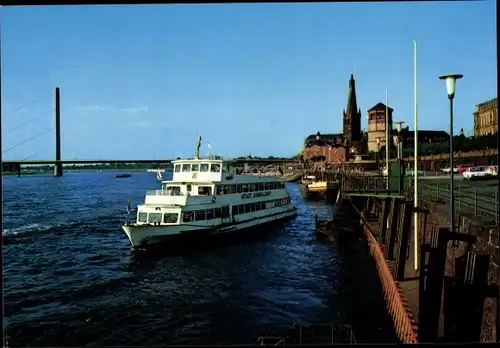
left=2, top=223, right=54, bottom=237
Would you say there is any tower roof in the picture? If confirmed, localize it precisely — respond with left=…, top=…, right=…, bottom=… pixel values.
left=345, top=73, right=358, bottom=116
left=367, top=102, right=393, bottom=113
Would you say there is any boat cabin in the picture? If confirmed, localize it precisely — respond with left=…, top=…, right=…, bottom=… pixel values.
left=171, top=159, right=232, bottom=183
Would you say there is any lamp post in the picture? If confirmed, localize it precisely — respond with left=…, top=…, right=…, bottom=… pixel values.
left=394, top=121, right=406, bottom=159
left=439, top=73, right=463, bottom=234
left=376, top=137, right=381, bottom=172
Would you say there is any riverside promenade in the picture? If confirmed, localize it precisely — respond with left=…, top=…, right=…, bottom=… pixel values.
left=319, top=172, right=499, bottom=343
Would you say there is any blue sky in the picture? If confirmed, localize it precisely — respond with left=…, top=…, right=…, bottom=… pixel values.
left=1, top=2, right=497, bottom=160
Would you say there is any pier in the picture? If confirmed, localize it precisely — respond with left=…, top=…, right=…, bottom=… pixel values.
left=315, top=168, right=500, bottom=343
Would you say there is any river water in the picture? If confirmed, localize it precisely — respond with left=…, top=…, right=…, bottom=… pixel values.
left=3, top=171, right=395, bottom=346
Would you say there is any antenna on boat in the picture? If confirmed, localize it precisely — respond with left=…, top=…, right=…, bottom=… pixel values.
left=194, top=135, right=202, bottom=159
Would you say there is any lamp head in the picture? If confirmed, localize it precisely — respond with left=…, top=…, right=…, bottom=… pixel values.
left=439, top=74, right=463, bottom=99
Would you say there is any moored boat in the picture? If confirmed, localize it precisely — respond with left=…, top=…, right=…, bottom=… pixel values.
left=299, top=175, right=339, bottom=202
left=113, top=173, right=131, bottom=178
left=122, top=137, right=297, bottom=248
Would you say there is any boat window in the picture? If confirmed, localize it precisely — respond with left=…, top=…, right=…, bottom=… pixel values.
left=166, top=186, right=181, bottom=196
left=230, top=185, right=236, bottom=194
left=198, top=186, right=212, bottom=196
left=250, top=203, right=256, bottom=212
left=214, top=208, right=222, bottom=219
left=191, top=164, right=200, bottom=172
left=200, top=163, right=209, bottom=172
left=148, top=213, right=162, bottom=223
left=174, top=164, right=181, bottom=173
left=195, top=211, right=206, bottom=221
left=183, top=212, right=194, bottom=222
left=237, top=185, right=242, bottom=193
left=207, top=209, right=214, bottom=220
left=187, top=184, right=192, bottom=192
left=216, top=185, right=224, bottom=195
left=223, top=185, right=230, bottom=194
left=138, top=212, right=148, bottom=222
left=222, top=206, right=230, bottom=218
left=249, top=184, right=255, bottom=192
left=238, top=205, right=245, bottom=214
left=245, top=204, right=251, bottom=213
left=258, top=183, right=264, bottom=191
left=265, top=183, right=270, bottom=190
left=182, top=164, right=191, bottom=172
left=164, top=213, right=179, bottom=223
left=210, top=163, right=221, bottom=173
left=242, top=184, right=248, bottom=193
left=232, top=206, right=239, bottom=215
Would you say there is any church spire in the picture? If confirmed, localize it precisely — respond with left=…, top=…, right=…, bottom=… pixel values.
left=342, top=73, right=362, bottom=146
left=345, top=73, right=358, bottom=116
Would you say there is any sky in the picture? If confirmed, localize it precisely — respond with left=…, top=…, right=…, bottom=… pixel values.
left=1, top=2, right=497, bottom=160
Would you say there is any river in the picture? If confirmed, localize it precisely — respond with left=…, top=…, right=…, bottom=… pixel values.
left=3, top=171, right=395, bottom=346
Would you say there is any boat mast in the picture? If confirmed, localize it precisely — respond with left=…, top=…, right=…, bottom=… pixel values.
left=194, top=135, right=202, bottom=159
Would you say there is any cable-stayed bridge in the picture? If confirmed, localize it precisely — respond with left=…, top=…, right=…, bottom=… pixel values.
left=2, top=87, right=299, bottom=176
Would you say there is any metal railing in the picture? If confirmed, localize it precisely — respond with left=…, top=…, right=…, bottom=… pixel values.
left=418, top=181, right=499, bottom=224
left=336, top=173, right=499, bottom=225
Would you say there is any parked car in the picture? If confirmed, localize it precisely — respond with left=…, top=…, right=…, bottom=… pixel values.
left=462, top=166, right=492, bottom=180
left=457, top=164, right=474, bottom=175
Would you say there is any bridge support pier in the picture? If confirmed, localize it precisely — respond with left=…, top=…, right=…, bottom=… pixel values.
left=54, top=87, right=63, bottom=177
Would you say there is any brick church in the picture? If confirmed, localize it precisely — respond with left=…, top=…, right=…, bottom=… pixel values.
left=302, top=73, right=362, bottom=164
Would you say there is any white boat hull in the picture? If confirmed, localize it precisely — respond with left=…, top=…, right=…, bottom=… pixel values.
left=122, top=208, right=297, bottom=248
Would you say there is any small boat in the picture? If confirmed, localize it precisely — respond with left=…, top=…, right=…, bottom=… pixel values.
left=113, top=173, right=131, bottom=178
left=299, top=175, right=338, bottom=202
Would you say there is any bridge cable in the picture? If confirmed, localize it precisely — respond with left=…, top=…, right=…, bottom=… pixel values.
left=65, top=129, right=126, bottom=159
left=2, top=109, right=54, bottom=135
left=3, top=96, right=51, bottom=118
left=2, top=128, right=54, bottom=154
left=21, top=147, right=50, bottom=161
left=21, top=145, right=82, bottom=162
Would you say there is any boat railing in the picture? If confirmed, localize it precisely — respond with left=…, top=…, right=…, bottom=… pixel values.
left=144, top=191, right=215, bottom=206
left=146, top=190, right=172, bottom=196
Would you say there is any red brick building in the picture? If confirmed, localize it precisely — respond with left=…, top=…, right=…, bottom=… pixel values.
left=302, top=132, right=348, bottom=163
left=303, top=144, right=348, bottom=163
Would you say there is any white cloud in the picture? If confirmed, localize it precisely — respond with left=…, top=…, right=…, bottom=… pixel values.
left=77, top=104, right=110, bottom=112
left=76, top=105, right=149, bottom=115
left=120, top=106, right=149, bottom=114
left=120, top=121, right=151, bottom=129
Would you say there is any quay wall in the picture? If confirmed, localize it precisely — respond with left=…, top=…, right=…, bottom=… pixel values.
left=350, top=194, right=499, bottom=343
left=360, top=215, right=418, bottom=343
left=427, top=201, right=499, bottom=343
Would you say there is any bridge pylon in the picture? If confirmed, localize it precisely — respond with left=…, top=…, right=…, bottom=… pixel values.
left=54, top=87, right=63, bottom=177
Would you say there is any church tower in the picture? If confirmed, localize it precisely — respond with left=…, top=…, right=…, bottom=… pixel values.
left=342, top=73, right=362, bottom=147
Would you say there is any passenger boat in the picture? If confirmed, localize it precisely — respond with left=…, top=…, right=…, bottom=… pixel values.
left=122, top=137, right=297, bottom=248
left=299, top=175, right=338, bottom=201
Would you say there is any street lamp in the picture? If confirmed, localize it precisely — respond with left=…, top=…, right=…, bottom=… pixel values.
left=394, top=121, right=406, bottom=159
left=376, top=137, right=381, bottom=172
left=439, top=73, right=463, bottom=234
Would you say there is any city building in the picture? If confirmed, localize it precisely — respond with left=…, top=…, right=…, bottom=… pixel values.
left=302, top=132, right=347, bottom=163
left=473, top=97, right=498, bottom=136
left=367, top=102, right=393, bottom=153
left=396, top=127, right=450, bottom=156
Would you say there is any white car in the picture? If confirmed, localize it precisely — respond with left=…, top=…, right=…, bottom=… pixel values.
left=462, top=166, right=491, bottom=180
